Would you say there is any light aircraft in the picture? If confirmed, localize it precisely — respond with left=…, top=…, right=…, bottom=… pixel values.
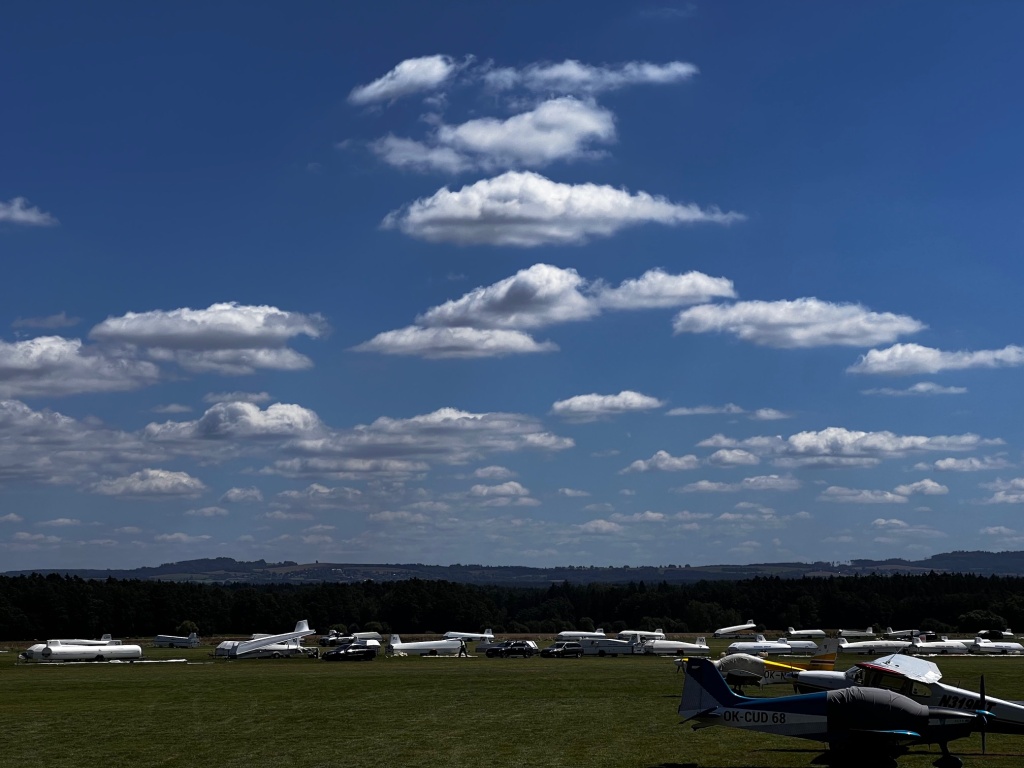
left=54, top=633, right=118, bottom=646
left=726, top=634, right=819, bottom=656
left=787, top=626, right=827, bottom=639
left=678, top=655, right=987, bottom=768
left=685, top=653, right=836, bottom=691
left=885, top=626, right=922, bottom=639
left=214, top=620, right=316, bottom=659
left=617, top=627, right=665, bottom=640
left=838, top=626, right=876, bottom=638
left=837, top=636, right=911, bottom=654
left=556, top=628, right=606, bottom=640
left=443, top=628, right=494, bottom=641
left=154, top=632, right=200, bottom=648
left=643, top=636, right=712, bottom=656
left=386, top=634, right=463, bottom=656
left=969, top=636, right=1024, bottom=654
left=909, top=636, right=968, bottom=655
left=713, top=620, right=758, bottom=639
left=20, top=639, right=143, bottom=662
left=792, top=653, right=1024, bottom=737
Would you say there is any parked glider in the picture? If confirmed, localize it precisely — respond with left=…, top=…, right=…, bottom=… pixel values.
left=969, top=636, right=1024, bottom=654
left=787, top=626, right=827, bottom=639
left=20, top=639, right=143, bottom=662
left=556, top=628, right=607, bottom=640
left=214, top=620, right=316, bottom=659
left=713, top=620, right=757, bottom=638
left=679, top=656, right=987, bottom=768
left=909, top=636, right=968, bottom=655
left=386, top=634, right=463, bottom=656
left=837, top=636, right=911, bottom=654
left=838, top=626, right=876, bottom=638
left=443, top=628, right=493, bottom=641
left=644, top=636, right=712, bottom=656
left=727, top=634, right=819, bottom=656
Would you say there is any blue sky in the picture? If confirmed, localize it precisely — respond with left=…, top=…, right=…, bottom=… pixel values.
left=3, top=1, right=1024, bottom=570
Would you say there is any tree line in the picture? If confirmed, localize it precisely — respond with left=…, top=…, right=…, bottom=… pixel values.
left=1, top=571, right=1022, bottom=640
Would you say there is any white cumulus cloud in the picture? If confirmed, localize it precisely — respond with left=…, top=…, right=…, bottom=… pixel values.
left=0, top=336, right=160, bottom=397
left=91, top=469, right=207, bottom=498
left=849, top=343, right=1024, bottom=375
left=419, top=264, right=597, bottom=329
left=595, top=269, right=735, bottom=310
left=351, top=326, right=557, bottom=358
left=893, top=479, right=949, bottom=496
left=551, top=390, right=664, bottom=421
left=374, top=98, right=616, bottom=172
left=383, top=171, right=743, bottom=246
left=821, top=487, right=908, bottom=504
left=348, top=55, right=458, bottom=105
left=621, top=450, right=700, bottom=473
left=221, top=486, right=264, bottom=503
left=673, top=298, right=925, bottom=348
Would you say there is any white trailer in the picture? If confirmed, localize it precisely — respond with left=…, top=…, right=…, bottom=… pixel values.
left=580, top=634, right=644, bottom=657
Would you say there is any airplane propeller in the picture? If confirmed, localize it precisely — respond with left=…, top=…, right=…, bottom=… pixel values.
left=980, top=674, right=987, bottom=755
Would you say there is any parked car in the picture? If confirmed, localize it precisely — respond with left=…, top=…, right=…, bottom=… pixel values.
left=485, top=640, right=539, bottom=658
left=541, top=641, right=583, bottom=658
left=321, top=642, right=377, bottom=662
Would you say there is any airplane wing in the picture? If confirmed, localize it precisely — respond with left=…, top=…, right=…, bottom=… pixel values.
left=865, top=654, right=942, bottom=683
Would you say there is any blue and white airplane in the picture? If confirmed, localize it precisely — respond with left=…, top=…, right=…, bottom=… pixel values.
left=678, top=656, right=987, bottom=768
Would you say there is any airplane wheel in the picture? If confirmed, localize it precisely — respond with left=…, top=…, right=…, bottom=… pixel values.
left=576, top=652, right=582, bottom=658
left=598, top=650, right=606, bottom=657
left=272, top=652, right=282, bottom=659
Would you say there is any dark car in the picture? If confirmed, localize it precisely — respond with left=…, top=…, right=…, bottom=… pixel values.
left=321, top=642, right=377, bottom=662
left=540, top=641, right=583, bottom=658
left=485, top=640, right=538, bottom=658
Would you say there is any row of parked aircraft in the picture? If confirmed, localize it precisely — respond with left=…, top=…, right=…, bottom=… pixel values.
left=18, top=620, right=1023, bottom=663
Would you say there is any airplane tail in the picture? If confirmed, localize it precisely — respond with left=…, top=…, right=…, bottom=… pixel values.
left=101, top=634, right=112, bottom=642
left=805, top=638, right=838, bottom=670
left=679, top=657, right=745, bottom=721
left=787, top=627, right=796, bottom=634
left=295, top=620, right=310, bottom=633
left=695, top=636, right=707, bottom=646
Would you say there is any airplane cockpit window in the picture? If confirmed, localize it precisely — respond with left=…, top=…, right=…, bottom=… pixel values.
left=910, top=682, right=931, bottom=697
left=876, top=673, right=905, bottom=692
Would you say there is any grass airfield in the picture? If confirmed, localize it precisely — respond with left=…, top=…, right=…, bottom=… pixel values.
left=2, top=638, right=1024, bottom=768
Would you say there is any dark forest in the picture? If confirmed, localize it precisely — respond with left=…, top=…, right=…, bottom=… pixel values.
left=2, top=571, right=1022, bottom=639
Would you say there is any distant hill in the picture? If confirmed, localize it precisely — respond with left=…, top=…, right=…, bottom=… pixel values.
left=6, top=550, right=1024, bottom=586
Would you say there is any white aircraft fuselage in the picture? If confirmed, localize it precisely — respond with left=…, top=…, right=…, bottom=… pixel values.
left=556, top=628, right=606, bottom=640
left=908, top=636, right=967, bottom=655
left=643, top=637, right=711, bottom=656
left=713, top=621, right=757, bottom=639
left=20, top=640, right=143, bottom=662
left=969, top=637, right=1024, bottom=654
left=727, top=635, right=818, bottom=656
left=836, top=637, right=910, bottom=654
left=387, top=635, right=463, bottom=656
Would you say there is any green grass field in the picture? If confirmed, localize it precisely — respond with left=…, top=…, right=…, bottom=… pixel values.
left=2, top=639, right=1023, bottom=768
